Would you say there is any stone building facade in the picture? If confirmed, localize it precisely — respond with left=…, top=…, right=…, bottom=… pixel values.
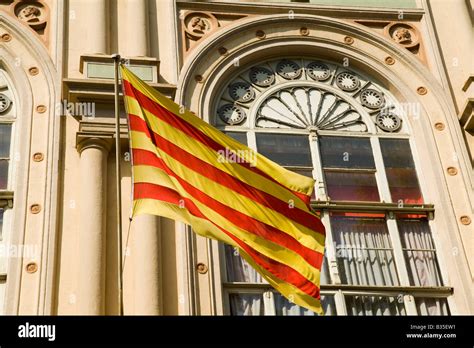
left=0, top=0, right=472, bottom=315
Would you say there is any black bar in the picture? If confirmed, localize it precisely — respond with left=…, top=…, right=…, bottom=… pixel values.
left=0, top=316, right=472, bottom=346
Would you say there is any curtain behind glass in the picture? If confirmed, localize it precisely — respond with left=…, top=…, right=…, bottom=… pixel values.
left=397, top=219, right=442, bottom=287
left=229, top=294, right=264, bottom=315
left=331, top=216, right=399, bottom=286
left=224, top=244, right=333, bottom=315
left=274, top=293, right=315, bottom=316
left=415, top=297, right=449, bottom=315
left=345, top=295, right=406, bottom=316
left=225, top=244, right=264, bottom=283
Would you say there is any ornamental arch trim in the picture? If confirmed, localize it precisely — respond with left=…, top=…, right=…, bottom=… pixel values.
left=175, top=12, right=472, bottom=203
left=0, top=11, right=60, bottom=315
left=174, top=13, right=474, bottom=313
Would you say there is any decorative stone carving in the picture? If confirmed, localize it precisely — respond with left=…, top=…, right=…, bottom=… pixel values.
left=360, top=89, right=385, bottom=109
left=9, top=1, right=49, bottom=44
left=276, top=60, right=302, bottom=80
left=215, top=58, right=405, bottom=133
left=180, top=11, right=247, bottom=57
left=257, top=87, right=366, bottom=131
left=307, top=62, right=331, bottom=81
left=385, top=23, right=419, bottom=49
left=249, top=67, right=275, bottom=87
left=335, top=72, right=360, bottom=92
left=375, top=113, right=402, bottom=132
left=218, top=104, right=246, bottom=125
left=183, top=12, right=218, bottom=40
left=355, top=20, right=425, bottom=63
left=18, top=5, right=41, bottom=22
left=12, top=1, right=47, bottom=30
left=0, top=94, right=12, bottom=114
left=228, top=82, right=255, bottom=103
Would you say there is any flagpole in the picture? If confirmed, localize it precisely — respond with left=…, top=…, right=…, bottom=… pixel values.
left=112, top=53, right=124, bottom=316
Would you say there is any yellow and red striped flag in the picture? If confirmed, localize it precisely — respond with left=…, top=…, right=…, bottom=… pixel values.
left=121, top=66, right=326, bottom=314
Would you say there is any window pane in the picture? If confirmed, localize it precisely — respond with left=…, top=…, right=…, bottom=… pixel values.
left=320, top=254, right=330, bottom=285
left=321, top=295, right=337, bottom=316
left=380, top=139, right=423, bottom=204
left=319, top=136, right=375, bottom=169
left=229, top=293, right=264, bottom=315
left=0, top=160, right=8, bottom=190
left=274, top=292, right=316, bottom=316
left=0, top=208, right=3, bottom=237
left=225, top=132, right=247, bottom=145
left=224, top=244, right=264, bottom=283
left=325, top=171, right=380, bottom=201
left=256, top=134, right=311, bottom=166
left=331, top=216, right=399, bottom=286
left=415, top=297, right=449, bottom=315
left=397, top=219, right=442, bottom=286
left=0, top=124, right=11, bottom=158
left=345, top=295, right=406, bottom=316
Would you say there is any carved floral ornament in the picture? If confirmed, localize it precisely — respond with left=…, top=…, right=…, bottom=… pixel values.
left=215, top=58, right=407, bottom=134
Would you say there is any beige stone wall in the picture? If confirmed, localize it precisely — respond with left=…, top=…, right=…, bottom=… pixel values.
left=426, top=0, right=474, bottom=164
left=1, top=0, right=473, bottom=315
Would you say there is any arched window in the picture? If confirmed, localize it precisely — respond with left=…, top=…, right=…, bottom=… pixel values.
left=214, top=58, right=449, bottom=315
left=0, top=68, right=16, bottom=310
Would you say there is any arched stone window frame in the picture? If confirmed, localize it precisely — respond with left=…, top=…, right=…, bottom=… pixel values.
left=0, top=11, right=62, bottom=315
left=175, top=14, right=473, bottom=315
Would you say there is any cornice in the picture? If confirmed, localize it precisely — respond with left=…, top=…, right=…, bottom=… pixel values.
left=176, top=0, right=425, bottom=21
left=63, top=78, right=176, bottom=104
left=76, top=120, right=130, bottom=153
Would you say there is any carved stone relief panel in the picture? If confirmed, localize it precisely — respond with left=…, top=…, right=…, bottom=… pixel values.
left=180, top=10, right=248, bottom=58
left=355, top=20, right=425, bottom=62
left=4, top=0, right=50, bottom=45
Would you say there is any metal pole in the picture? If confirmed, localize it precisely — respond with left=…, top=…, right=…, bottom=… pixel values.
left=112, top=53, right=124, bottom=316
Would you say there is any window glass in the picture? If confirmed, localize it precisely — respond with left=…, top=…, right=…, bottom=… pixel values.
left=325, top=171, right=379, bottom=201
left=319, top=136, right=375, bottom=169
left=274, top=292, right=316, bottom=316
left=224, top=243, right=330, bottom=285
left=380, top=139, right=423, bottom=204
left=330, top=215, right=399, bottom=286
left=415, top=297, right=449, bottom=315
left=397, top=218, right=442, bottom=286
left=345, top=295, right=406, bottom=316
left=225, top=132, right=248, bottom=145
left=0, top=124, right=11, bottom=158
left=320, top=137, right=379, bottom=201
left=321, top=295, right=337, bottom=316
left=256, top=134, right=311, bottom=166
left=0, top=124, right=11, bottom=190
left=229, top=293, right=264, bottom=315
left=224, top=244, right=265, bottom=283
left=0, top=160, right=8, bottom=190
left=229, top=291, right=334, bottom=316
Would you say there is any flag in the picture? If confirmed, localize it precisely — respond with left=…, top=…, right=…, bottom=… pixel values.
left=121, top=66, right=326, bottom=314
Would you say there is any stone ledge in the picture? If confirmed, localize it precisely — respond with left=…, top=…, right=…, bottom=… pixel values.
left=76, top=120, right=130, bottom=152
left=63, top=78, right=176, bottom=104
